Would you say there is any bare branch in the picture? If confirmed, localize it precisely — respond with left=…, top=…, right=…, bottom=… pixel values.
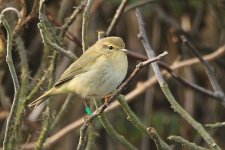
left=82, top=0, right=94, bottom=52
left=168, top=135, right=209, bottom=150
left=106, top=0, right=128, bottom=36
left=136, top=8, right=221, bottom=150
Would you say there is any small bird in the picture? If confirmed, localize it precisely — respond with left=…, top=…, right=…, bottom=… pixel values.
left=29, top=37, right=128, bottom=107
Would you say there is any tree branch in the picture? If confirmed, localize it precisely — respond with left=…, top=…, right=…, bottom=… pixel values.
left=136, top=8, right=221, bottom=150
left=82, top=0, right=94, bottom=52
left=0, top=9, right=21, bottom=150
left=106, top=0, right=128, bottom=36
left=168, top=135, right=209, bottom=150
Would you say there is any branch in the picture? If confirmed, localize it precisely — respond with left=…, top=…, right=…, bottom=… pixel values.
left=35, top=41, right=58, bottom=150
left=136, top=8, right=221, bottom=150
left=50, top=94, right=73, bottom=130
left=180, top=35, right=225, bottom=104
left=136, top=10, right=164, bottom=85
left=35, top=1, right=59, bottom=149
left=106, top=0, right=128, bottom=36
left=60, top=0, right=86, bottom=37
left=124, top=0, right=157, bottom=14
left=94, top=99, right=137, bottom=150
left=46, top=11, right=82, bottom=47
left=82, top=0, right=94, bottom=52
left=147, top=127, right=172, bottom=150
left=0, top=9, right=21, bottom=149
left=168, top=135, right=209, bottom=150
left=0, top=13, right=19, bottom=91
left=160, top=63, right=221, bottom=101
left=26, top=69, right=50, bottom=103
left=118, top=96, right=171, bottom=150
left=205, top=122, right=225, bottom=129
left=153, top=5, right=225, bottom=105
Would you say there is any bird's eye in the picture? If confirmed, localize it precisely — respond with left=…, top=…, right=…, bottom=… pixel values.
left=108, top=45, right=113, bottom=50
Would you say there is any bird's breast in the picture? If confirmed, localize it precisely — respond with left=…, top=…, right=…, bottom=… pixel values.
left=64, top=53, right=128, bottom=98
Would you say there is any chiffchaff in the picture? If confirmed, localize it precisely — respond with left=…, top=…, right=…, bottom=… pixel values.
left=29, top=37, right=128, bottom=107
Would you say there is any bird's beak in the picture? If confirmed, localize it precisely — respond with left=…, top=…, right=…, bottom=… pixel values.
left=120, top=49, right=128, bottom=52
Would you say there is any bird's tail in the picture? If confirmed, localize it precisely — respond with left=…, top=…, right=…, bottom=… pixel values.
left=28, top=87, right=56, bottom=107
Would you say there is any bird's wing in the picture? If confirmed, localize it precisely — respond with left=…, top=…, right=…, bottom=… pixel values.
left=54, top=47, right=101, bottom=86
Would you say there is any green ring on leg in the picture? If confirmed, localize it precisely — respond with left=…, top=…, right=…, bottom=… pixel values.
left=85, top=106, right=92, bottom=115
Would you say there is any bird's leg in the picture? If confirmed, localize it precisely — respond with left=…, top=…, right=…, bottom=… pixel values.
left=84, top=117, right=92, bottom=126
left=83, top=98, right=92, bottom=115
left=103, top=94, right=113, bottom=106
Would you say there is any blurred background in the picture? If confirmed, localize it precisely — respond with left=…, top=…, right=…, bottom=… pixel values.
left=0, top=0, right=225, bottom=149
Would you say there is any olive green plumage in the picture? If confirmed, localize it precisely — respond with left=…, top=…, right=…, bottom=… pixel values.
left=29, top=37, right=128, bottom=107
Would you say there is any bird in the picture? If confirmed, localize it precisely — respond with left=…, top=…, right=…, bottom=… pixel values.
left=29, top=36, right=128, bottom=107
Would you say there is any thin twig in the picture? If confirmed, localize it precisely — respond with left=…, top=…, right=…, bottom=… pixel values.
left=94, top=99, right=137, bottom=150
left=46, top=11, right=82, bottom=47
left=15, top=37, right=29, bottom=89
left=153, top=5, right=225, bottom=105
left=35, top=40, right=58, bottom=150
left=168, top=135, right=209, bottom=150
left=106, top=0, right=128, bottom=36
left=136, top=10, right=164, bottom=85
left=18, top=0, right=27, bottom=23
left=154, top=6, right=182, bottom=32
left=35, top=105, right=51, bottom=150
left=60, top=0, right=86, bottom=37
left=35, top=1, right=59, bottom=149
left=50, top=94, right=73, bottom=130
left=0, top=7, right=21, bottom=19
left=82, top=0, right=94, bottom=52
left=205, top=122, right=225, bottom=129
left=118, top=96, right=171, bottom=150
left=160, top=63, right=221, bottom=101
left=136, top=8, right=221, bottom=150
left=0, top=16, right=19, bottom=91
left=76, top=124, right=89, bottom=150
left=26, top=70, right=49, bottom=103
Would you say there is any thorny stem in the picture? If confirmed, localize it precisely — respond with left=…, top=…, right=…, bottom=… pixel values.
left=35, top=0, right=59, bottom=149
left=124, top=0, right=157, bottom=14
left=94, top=99, right=137, bottom=150
left=117, top=96, right=171, bottom=150
left=181, top=35, right=225, bottom=105
left=168, top=135, right=209, bottom=150
left=147, top=127, right=172, bottom=150
left=106, top=0, right=128, bottom=36
left=60, top=0, right=86, bottom=37
left=205, top=122, right=225, bottom=129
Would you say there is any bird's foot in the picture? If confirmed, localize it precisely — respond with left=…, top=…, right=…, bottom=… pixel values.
left=103, top=94, right=112, bottom=106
